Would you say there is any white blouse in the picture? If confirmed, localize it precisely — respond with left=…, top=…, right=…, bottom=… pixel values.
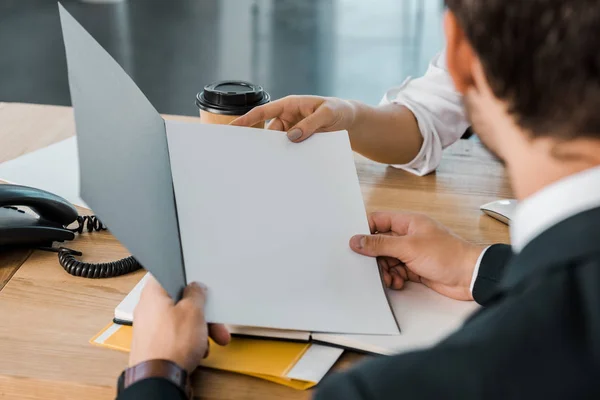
left=380, top=50, right=470, bottom=176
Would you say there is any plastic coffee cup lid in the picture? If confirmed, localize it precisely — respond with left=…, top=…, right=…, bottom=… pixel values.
left=196, top=81, right=271, bottom=116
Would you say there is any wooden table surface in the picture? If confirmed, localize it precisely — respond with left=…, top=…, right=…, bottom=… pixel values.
left=0, top=102, right=511, bottom=399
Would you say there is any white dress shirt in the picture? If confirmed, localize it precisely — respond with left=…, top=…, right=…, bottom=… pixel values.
left=510, top=165, right=600, bottom=253
left=380, top=50, right=470, bottom=176
left=470, top=165, right=600, bottom=295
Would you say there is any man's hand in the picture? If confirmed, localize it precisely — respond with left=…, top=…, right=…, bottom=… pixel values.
left=350, top=212, right=485, bottom=301
left=129, top=277, right=231, bottom=373
left=230, top=95, right=357, bottom=143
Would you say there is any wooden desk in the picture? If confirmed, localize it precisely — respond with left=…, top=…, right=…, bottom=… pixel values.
left=0, top=103, right=511, bottom=399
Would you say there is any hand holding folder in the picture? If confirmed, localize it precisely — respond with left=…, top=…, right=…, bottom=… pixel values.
left=94, top=274, right=343, bottom=390
left=128, top=277, right=231, bottom=372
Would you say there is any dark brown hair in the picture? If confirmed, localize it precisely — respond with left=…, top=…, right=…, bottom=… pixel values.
left=445, top=0, right=600, bottom=139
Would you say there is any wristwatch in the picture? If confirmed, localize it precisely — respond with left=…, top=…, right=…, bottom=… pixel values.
left=117, top=359, right=192, bottom=399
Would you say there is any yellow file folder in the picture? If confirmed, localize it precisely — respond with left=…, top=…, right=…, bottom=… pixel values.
left=91, top=323, right=327, bottom=390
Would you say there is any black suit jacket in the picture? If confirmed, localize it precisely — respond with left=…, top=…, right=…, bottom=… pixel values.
left=118, top=207, right=600, bottom=400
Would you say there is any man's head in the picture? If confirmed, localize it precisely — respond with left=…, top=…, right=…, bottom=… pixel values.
left=443, top=1, right=600, bottom=199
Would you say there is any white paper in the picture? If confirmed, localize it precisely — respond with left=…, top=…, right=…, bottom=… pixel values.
left=286, top=344, right=343, bottom=382
left=165, top=120, right=399, bottom=335
left=313, top=282, right=479, bottom=355
left=114, top=273, right=312, bottom=340
left=0, top=137, right=88, bottom=209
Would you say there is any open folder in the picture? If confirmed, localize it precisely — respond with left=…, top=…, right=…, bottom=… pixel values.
left=116, top=273, right=480, bottom=355
left=59, top=5, right=398, bottom=335
left=91, top=323, right=343, bottom=390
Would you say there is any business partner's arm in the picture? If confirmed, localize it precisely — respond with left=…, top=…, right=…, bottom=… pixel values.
left=232, top=51, right=468, bottom=175
left=232, top=96, right=424, bottom=166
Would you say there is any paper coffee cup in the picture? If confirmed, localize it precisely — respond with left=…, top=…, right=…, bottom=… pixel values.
left=196, top=81, right=270, bottom=127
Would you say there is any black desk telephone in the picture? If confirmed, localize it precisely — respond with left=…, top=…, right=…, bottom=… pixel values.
left=0, top=184, right=141, bottom=278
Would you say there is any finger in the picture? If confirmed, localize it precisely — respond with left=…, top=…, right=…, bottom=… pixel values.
left=377, top=258, right=392, bottom=288
left=286, top=104, right=335, bottom=143
left=380, top=264, right=392, bottom=288
left=395, top=265, right=408, bottom=280
left=383, top=256, right=402, bottom=268
left=266, top=117, right=285, bottom=131
left=209, top=323, right=231, bottom=346
left=377, top=257, right=389, bottom=270
left=177, top=281, right=207, bottom=309
left=389, top=268, right=405, bottom=290
left=368, top=211, right=415, bottom=236
left=230, top=101, right=286, bottom=127
left=349, top=233, right=407, bottom=259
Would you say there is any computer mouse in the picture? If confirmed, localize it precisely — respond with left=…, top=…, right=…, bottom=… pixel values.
left=480, top=199, right=518, bottom=225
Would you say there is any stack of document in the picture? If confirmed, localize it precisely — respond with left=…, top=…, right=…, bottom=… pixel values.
left=115, top=273, right=479, bottom=355
left=104, top=273, right=478, bottom=388
left=91, top=321, right=343, bottom=390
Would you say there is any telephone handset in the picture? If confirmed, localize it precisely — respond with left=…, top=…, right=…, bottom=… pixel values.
left=0, top=184, right=141, bottom=278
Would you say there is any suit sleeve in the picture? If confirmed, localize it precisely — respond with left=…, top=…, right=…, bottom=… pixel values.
left=314, top=263, right=596, bottom=400
left=117, top=378, right=187, bottom=400
left=472, top=244, right=512, bottom=305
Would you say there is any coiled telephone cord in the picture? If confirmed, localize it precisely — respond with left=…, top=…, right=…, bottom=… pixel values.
left=55, top=215, right=142, bottom=278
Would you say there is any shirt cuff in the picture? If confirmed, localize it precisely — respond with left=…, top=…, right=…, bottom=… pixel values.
left=469, top=246, right=491, bottom=295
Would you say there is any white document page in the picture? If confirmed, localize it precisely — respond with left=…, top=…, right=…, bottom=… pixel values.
left=165, top=121, right=399, bottom=335
left=115, top=273, right=311, bottom=341
left=313, top=282, right=479, bottom=355
left=0, top=137, right=88, bottom=208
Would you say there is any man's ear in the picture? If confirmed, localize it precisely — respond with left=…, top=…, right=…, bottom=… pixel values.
left=444, top=10, right=476, bottom=94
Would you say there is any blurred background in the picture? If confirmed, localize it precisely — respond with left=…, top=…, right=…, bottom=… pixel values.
left=0, top=0, right=445, bottom=116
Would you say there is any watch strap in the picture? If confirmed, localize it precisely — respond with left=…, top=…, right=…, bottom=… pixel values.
left=119, top=359, right=192, bottom=399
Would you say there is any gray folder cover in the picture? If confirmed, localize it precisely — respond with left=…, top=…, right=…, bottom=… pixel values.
left=59, top=4, right=185, bottom=300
